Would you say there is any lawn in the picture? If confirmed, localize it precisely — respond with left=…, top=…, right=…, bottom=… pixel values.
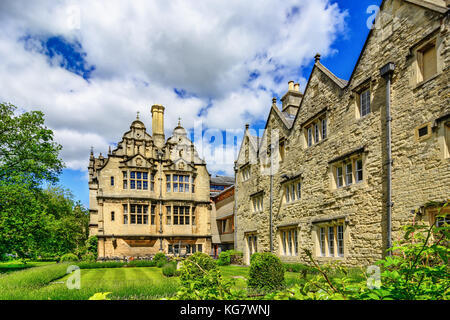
left=0, top=263, right=306, bottom=300
left=0, top=260, right=56, bottom=275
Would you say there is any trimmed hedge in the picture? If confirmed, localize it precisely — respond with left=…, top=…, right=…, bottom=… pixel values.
left=60, top=253, right=79, bottom=263
left=162, top=262, right=179, bottom=277
left=248, top=252, right=285, bottom=292
left=217, top=250, right=244, bottom=266
left=153, top=253, right=167, bottom=267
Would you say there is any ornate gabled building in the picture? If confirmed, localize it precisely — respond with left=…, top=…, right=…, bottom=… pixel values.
left=235, top=0, right=450, bottom=266
left=88, top=105, right=212, bottom=258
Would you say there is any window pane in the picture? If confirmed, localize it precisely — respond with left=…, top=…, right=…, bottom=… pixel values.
left=322, top=119, right=327, bottom=139
left=130, top=180, right=135, bottom=189
left=320, top=227, right=326, bottom=256
left=337, top=167, right=343, bottom=187
left=346, top=163, right=353, bottom=185
left=356, top=159, right=363, bottom=182
left=337, top=225, right=344, bottom=257
left=328, top=227, right=335, bottom=257
left=143, top=172, right=148, bottom=180
left=130, top=171, right=135, bottom=179
left=136, top=172, right=141, bottom=179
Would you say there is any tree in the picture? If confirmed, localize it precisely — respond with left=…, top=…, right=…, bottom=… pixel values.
left=0, top=102, right=64, bottom=186
left=0, top=177, right=47, bottom=260
left=0, top=103, right=65, bottom=260
left=36, top=187, right=90, bottom=258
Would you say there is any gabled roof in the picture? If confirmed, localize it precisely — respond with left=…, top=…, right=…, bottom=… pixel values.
left=346, top=0, right=448, bottom=86
left=315, top=63, right=348, bottom=89
left=404, top=0, right=448, bottom=14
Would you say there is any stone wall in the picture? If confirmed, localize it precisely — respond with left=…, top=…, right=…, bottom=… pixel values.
left=235, top=0, right=449, bottom=267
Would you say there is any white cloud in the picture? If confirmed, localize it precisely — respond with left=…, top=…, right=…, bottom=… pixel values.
left=0, top=0, right=348, bottom=175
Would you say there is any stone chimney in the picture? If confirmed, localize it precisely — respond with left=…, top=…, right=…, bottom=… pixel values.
left=281, top=81, right=303, bottom=116
left=151, top=104, right=165, bottom=148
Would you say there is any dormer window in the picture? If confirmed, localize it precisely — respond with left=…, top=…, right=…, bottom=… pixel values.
left=304, top=112, right=328, bottom=148
left=360, top=89, right=371, bottom=117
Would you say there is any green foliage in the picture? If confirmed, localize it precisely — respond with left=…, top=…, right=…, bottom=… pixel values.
left=175, top=253, right=246, bottom=300
left=217, top=250, right=244, bottom=266
left=127, top=260, right=156, bottom=267
left=0, top=102, right=64, bottom=185
left=248, top=252, right=285, bottom=292
left=60, top=253, right=79, bottom=262
left=38, top=187, right=90, bottom=258
left=81, top=252, right=96, bottom=263
left=85, top=236, right=98, bottom=259
left=153, top=252, right=167, bottom=267
left=162, top=262, right=179, bottom=277
left=89, top=292, right=112, bottom=300
left=179, top=252, right=219, bottom=289
left=217, top=251, right=232, bottom=266
left=0, top=178, right=48, bottom=261
left=267, top=202, right=450, bottom=300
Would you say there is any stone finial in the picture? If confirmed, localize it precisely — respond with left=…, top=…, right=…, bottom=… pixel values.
left=272, top=97, right=277, bottom=106
left=314, top=53, right=321, bottom=63
left=245, top=123, right=250, bottom=130
left=178, top=117, right=182, bottom=127
left=108, top=146, right=111, bottom=155
left=136, top=111, right=140, bottom=120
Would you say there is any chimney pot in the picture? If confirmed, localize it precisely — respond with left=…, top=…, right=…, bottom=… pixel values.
left=294, top=83, right=299, bottom=91
left=288, top=81, right=294, bottom=91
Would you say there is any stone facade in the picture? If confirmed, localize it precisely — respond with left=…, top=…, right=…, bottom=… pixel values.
left=89, top=105, right=212, bottom=259
left=211, top=185, right=236, bottom=258
left=235, top=0, right=450, bottom=266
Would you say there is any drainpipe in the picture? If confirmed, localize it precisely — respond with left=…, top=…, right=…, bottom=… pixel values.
left=158, top=150, right=164, bottom=252
left=233, top=163, right=238, bottom=250
left=380, top=62, right=395, bottom=256
left=269, top=147, right=274, bottom=253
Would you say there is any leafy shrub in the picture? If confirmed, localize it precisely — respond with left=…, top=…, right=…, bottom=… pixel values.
left=217, top=251, right=232, bottom=266
left=60, top=253, right=79, bottom=262
left=153, top=253, right=167, bottom=267
left=81, top=252, right=96, bottom=263
left=248, top=252, right=285, bottom=292
left=162, top=262, right=179, bottom=277
left=175, top=252, right=246, bottom=300
left=85, top=236, right=98, bottom=259
left=217, top=250, right=244, bottom=266
left=180, top=252, right=219, bottom=290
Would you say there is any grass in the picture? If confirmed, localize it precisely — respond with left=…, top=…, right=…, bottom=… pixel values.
left=0, top=262, right=355, bottom=300
left=0, top=260, right=56, bottom=274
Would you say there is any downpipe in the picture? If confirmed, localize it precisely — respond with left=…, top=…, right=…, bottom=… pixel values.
left=380, top=62, right=395, bottom=256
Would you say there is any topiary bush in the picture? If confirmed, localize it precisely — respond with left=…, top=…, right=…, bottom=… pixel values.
left=162, top=262, right=179, bottom=277
left=153, top=252, right=167, bottom=267
left=217, top=251, right=232, bottom=266
left=248, top=252, right=285, bottom=292
left=180, top=252, right=219, bottom=290
left=60, top=253, right=79, bottom=263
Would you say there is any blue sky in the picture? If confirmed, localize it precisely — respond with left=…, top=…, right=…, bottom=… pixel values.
left=0, top=0, right=382, bottom=207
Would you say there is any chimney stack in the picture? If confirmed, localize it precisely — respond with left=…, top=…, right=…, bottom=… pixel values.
left=281, top=81, right=303, bottom=116
left=151, top=104, right=165, bottom=148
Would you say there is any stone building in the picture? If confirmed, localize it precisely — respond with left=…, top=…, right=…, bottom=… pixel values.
left=235, top=0, right=450, bottom=266
left=88, top=105, right=212, bottom=258
left=210, top=183, right=236, bottom=258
